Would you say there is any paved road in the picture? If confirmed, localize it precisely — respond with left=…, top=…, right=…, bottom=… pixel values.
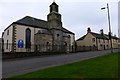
left=2, top=49, right=119, bottom=78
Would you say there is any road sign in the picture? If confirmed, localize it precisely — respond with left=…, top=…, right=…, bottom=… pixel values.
left=18, top=39, right=24, bottom=48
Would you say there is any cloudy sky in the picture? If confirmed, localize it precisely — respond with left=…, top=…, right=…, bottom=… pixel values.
left=0, top=0, right=119, bottom=39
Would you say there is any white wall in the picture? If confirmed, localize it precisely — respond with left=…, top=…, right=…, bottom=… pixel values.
left=3, top=24, right=44, bottom=52
left=3, top=25, right=13, bottom=52
left=0, top=38, right=2, bottom=53
left=15, top=24, right=43, bottom=52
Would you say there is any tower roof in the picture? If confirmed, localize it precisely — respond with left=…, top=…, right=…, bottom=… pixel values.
left=50, top=2, right=58, bottom=7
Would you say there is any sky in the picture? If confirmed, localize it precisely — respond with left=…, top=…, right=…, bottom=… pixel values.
left=0, top=0, right=119, bottom=40
left=118, top=1, right=120, bottom=38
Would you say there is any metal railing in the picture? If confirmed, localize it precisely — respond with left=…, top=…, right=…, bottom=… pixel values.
left=2, top=43, right=73, bottom=53
left=76, top=46, right=97, bottom=52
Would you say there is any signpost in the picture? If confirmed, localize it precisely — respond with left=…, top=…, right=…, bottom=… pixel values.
left=18, top=39, right=24, bottom=52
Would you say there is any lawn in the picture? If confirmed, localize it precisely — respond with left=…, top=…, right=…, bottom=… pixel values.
left=10, top=52, right=119, bottom=79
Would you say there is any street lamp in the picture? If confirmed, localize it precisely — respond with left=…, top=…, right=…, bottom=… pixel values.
left=101, top=3, right=113, bottom=53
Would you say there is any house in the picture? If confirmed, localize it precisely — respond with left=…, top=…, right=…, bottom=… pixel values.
left=76, top=27, right=119, bottom=51
left=2, top=2, right=75, bottom=53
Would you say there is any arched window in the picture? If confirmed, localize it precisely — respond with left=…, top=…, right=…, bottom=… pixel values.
left=25, top=28, right=31, bottom=48
left=46, top=42, right=49, bottom=45
left=6, top=40, right=8, bottom=49
left=57, top=34, right=59, bottom=37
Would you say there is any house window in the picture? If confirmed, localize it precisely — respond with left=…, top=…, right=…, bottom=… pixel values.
left=99, top=39, right=100, bottom=43
left=92, top=38, right=95, bottom=42
left=106, top=45, right=108, bottom=48
left=113, top=39, right=115, bottom=42
left=68, top=35, right=71, bottom=38
left=93, top=44, right=96, bottom=47
left=103, top=40, right=105, bottom=43
left=6, top=40, right=8, bottom=49
left=7, top=30, right=9, bottom=35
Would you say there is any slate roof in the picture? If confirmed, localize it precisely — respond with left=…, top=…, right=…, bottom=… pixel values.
left=76, top=35, right=86, bottom=41
left=77, top=31, right=119, bottom=41
left=14, top=16, right=48, bottom=29
left=50, top=2, right=58, bottom=7
left=62, top=28, right=74, bottom=34
left=13, top=16, right=74, bottom=34
left=77, top=32, right=109, bottom=41
left=104, top=34, right=119, bottom=39
left=91, top=32, right=109, bottom=40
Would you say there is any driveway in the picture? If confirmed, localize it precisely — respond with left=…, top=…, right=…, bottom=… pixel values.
left=2, top=49, right=119, bottom=78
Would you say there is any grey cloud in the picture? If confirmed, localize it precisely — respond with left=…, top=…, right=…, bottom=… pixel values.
left=0, top=1, right=118, bottom=39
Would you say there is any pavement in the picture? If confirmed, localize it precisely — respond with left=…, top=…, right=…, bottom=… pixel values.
left=2, top=49, right=119, bottom=78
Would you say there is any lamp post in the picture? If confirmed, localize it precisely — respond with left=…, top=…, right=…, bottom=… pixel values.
left=101, top=3, right=113, bottom=53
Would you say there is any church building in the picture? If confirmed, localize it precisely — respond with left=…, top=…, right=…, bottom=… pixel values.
left=2, top=2, right=75, bottom=53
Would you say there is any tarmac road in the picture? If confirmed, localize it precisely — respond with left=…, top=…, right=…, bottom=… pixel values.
left=2, top=49, right=119, bottom=78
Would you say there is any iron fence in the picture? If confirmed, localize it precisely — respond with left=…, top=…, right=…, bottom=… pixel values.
left=2, top=43, right=119, bottom=53
left=76, top=46, right=97, bottom=52
left=2, top=43, right=73, bottom=53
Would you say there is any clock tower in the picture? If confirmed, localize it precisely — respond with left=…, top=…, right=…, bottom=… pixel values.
left=47, top=2, right=62, bottom=29
left=47, top=1, right=64, bottom=49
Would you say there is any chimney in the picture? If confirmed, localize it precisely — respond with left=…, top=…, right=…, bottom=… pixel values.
left=114, top=34, right=116, bottom=37
left=100, top=29, right=104, bottom=35
left=87, top=27, right=91, bottom=33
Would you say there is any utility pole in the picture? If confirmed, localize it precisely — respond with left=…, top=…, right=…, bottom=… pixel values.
left=101, top=3, right=113, bottom=53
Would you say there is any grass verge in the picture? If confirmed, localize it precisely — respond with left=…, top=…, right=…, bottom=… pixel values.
left=8, top=52, right=119, bottom=79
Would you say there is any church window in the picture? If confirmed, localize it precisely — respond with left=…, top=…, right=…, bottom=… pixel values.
left=68, top=35, right=71, bottom=38
left=25, top=28, right=31, bottom=48
left=46, top=42, right=49, bottom=45
left=6, top=40, right=8, bottom=49
left=7, top=30, right=9, bottom=35
left=57, top=15, right=59, bottom=18
left=57, top=34, right=59, bottom=37
left=50, top=7, right=52, bottom=12
left=55, top=6, right=58, bottom=12
left=64, top=42, right=67, bottom=46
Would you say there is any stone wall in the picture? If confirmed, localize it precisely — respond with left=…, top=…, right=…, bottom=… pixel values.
left=34, top=33, right=53, bottom=52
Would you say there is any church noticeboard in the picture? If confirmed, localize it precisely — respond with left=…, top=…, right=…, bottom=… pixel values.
left=18, top=39, right=24, bottom=48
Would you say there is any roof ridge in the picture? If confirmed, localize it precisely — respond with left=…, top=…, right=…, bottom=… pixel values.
left=15, top=16, right=48, bottom=29
left=76, top=35, right=86, bottom=41
left=23, top=16, right=47, bottom=22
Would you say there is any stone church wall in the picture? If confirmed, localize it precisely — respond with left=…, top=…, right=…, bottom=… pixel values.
left=34, top=33, right=52, bottom=52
